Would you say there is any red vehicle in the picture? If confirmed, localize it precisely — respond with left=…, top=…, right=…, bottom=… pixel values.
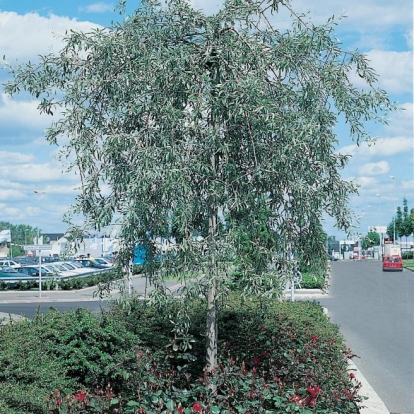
left=382, top=255, right=403, bottom=272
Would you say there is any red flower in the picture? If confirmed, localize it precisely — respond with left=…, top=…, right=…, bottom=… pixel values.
left=274, top=376, right=280, bottom=382
left=344, top=389, right=354, bottom=401
left=74, top=390, right=86, bottom=402
left=307, top=385, right=321, bottom=398
left=192, top=402, right=202, bottom=412
left=310, top=335, right=319, bottom=341
left=289, top=394, right=303, bottom=405
left=178, top=405, right=184, bottom=414
left=252, top=357, right=261, bottom=366
left=350, top=372, right=356, bottom=379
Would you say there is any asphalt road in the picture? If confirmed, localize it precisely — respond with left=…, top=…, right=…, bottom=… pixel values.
left=318, top=260, right=414, bottom=414
left=0, top=276, right=182, bottom=318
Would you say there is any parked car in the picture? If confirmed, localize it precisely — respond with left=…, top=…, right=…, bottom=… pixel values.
left=75, top=259, right=108, bottom=269
left=351, top=254, right=365, bottom=260
left=19, top=266, right=41, bottom=277
left=56, top=261, right=95, bottom=276
left=13, top=256, right=38, bottom=266
left=0, top=266, right=28, bottom=278
left=21, top=265, right=55, bottom=277
left=102, top=254, right=116, bottom=263
left=93, top=257, right=113, bottom=267
left=41, top=256, right=60, bottom=263
left=0, top=259, right=22, bottom=269
left=382, top=255, right=403, bottom=272
left=41, top=263, right=79, bottom=277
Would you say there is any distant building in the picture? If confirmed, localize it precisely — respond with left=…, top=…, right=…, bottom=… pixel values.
left=0, top=245, right=9, bottom=258
left=42, top=233, right=65, bottom=243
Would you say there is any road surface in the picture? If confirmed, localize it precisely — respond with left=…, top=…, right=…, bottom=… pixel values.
left=319, top=260, right=414, bottom=414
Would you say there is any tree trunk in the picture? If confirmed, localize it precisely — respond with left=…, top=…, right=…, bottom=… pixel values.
left=205, top=152, right=219, bottom=372
left=206, top=273, right=218, bottom=371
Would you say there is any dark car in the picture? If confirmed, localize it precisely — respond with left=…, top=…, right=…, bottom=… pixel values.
left=20, top=266, right=55, bottom=277
left=13, top=256, right=38, bottom=266
left=74, top=259, right=108, bottom=269
left=0, top=266, right=28, bottom=278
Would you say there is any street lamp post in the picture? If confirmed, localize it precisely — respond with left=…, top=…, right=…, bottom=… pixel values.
left=390, top=176, right=396, bottom=242
left=33, top=190, right=46, bottom=298
left=376, top=193, right=384, bottom=259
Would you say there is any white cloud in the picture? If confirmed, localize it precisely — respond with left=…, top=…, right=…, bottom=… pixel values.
left=186, top=0, right=412, bottom=33
left=0, top=11, right=100, bottom=63
left=358, top=161, right=390, bottom=176
left=0, top=151, right=34, bottom=164
left=0, top=204, right=26, bottom=221
left=354, top=176, right=378, bottom=189
left=0, top=163, right=75, bottom=183
left=348, top=51, right=413, bottom=95
left=385, top=102, right=414, bottom=136
left=188, top=0, right=222, bottom=14
left=0, top=188, right=26, bottom=200
left=366, top=50, right=413, bottom=94
left=0, top=94, right=51, bottom=131
left=41, top=184, right=80, bottom=195
left=79, top=3, right=114, bottom=14
left=339, top=136, right=412, bottom=158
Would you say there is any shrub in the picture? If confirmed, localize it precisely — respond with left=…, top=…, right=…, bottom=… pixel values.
left=0, top=308, right=138, bottom=413
left=402, top=251, right=413, bottom=259
left=301, top=272, right=326, bottom=289
left=0, top=296, right=361, bottom=413
left=58, top=298, right=360, bottom=414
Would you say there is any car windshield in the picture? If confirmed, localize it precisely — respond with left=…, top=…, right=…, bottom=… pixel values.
left=50, top=264, right=68, bottom=271
left=43, top=265, right=56, bottom=273
left=386, top=257, right=401, bottom=262
left=94, top=258, right=107, bottom=264
left=59, top=263, right=74, bottom=270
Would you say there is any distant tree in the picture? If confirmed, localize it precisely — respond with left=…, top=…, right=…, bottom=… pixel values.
left=362, top=230, right=380, bottom=250
left=395, top=206, right=404, bottom=242
left=4, top=0, right=395, bottom=372
left=401, top=198, right=413, bottom=245
left=387, top=218, right=395, bottom=242
left=411, top=208, right=414, bottom=244
left=0, top=222, right=40, bottom=257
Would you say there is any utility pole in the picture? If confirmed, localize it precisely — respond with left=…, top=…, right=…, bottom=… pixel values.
left=390, top=176, right=396, bottom=242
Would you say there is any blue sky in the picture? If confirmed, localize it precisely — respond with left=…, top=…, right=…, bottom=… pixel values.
left=0, top=0, right=412, bottom=241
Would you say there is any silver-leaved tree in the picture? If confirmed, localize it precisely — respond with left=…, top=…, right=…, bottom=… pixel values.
left=4, top=0, right=394, bottom=371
